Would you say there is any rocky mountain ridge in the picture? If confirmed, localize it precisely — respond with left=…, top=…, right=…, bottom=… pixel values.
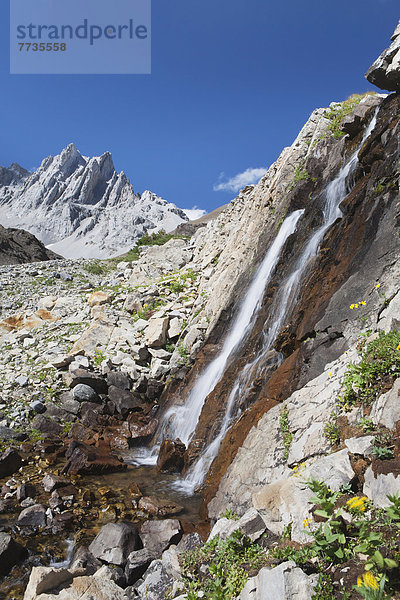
left=0, top=144, right=188, bottom=259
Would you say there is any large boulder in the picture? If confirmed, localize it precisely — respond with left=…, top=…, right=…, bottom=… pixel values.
left=24, top=567, right=73, bottom=600
left=108, top=385, right=143, bottom=418
left=88, top=522, right=142, bottom=566
left=0, top=448, right=22, bottom=478
left=125, top=548, right=156, bottom=585
left=144, top=317, right=169, bottom=349
left=17, top=503, right=47, bottom=530
left=140, top=519, right=182, bottom=556
left=0, top=532, right=27, bottom=576
left=135, top=559, right=175, bottom=600
left=63, top=441, right=127, bottom=476
left=366, top=20, right=400, bottom=91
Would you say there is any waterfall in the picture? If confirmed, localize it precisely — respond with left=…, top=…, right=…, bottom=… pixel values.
left=180, top=109, right=378, bottom=491
left=162, top=209, right=304, bottom=447
left=130, top=209, right=303, bottom=467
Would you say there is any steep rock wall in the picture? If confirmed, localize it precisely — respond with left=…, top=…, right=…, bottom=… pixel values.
left=206, top=93, right=400, bottom=517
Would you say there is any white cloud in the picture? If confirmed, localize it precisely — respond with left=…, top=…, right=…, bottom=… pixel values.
left=213, top=167, right=266, bottom=193
left=183, top=206, right=207, bottom=220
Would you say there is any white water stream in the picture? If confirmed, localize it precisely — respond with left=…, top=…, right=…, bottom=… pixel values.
left=131, top=210, right=304, bottom=467
left=179, top=110, right=378, bottom=491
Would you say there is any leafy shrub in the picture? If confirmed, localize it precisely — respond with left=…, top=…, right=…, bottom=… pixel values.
left=340, top=330, right=400, bottom=408
left=181, top=530, right=265, bottom=599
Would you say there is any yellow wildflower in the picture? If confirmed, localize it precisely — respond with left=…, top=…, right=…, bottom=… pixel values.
left=360, top=301, right=366, bottom=306
left=329, top=372, right=333, bottom=377
left=376, top=283, right=381, bottom=289
left=397, top=344, right=400, bottom=351
left=358, top=571, right=379, bottom=590
left=346, top=496, right=368, bottom=511
left=303, top=518, right=311, bottom=529
left=350, top=304, right=355, bottom=309
left=355, top=303, right=359, bottom=308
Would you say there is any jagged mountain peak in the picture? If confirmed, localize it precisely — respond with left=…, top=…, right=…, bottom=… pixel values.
left=0, top=145, right=188, bottom=258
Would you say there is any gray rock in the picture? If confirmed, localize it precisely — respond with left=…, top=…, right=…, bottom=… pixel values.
left=72, top=384, right=99, bottom=403
left=176, top=533, right=204, bottom=553
left=366, top=20, right=400, bottom=91
left=0, top=532, right=27, bottom=576
left=70, top=545, right=101, bottom=575
left=23, top=566, right=73, bottom=600
left=30, top=400, right=46, bottom=414
left=89, top=522, right=142, bottom=566
left=59, top=392, right=81, bottom=415
left=17, top=503, right=47, bottom=530
left=140, top=519, right=182, bottom=556
left=0, top=448, right=22, bottom=478
left=306, top=449, right=355, bottom=491
left=42, top=473, right=70, bottom=493
left=370, top=379, right=400, bottom=430
left=209, top=509, right=268, bottom=543
left=345, top=436, right=374, bottom=456
left=125, top=548, right=156, bottom=585
left=135, top=559, right=174, bottom=600
left=238, top=561, right=318, bottom=600
left=363, top=465, right=400, bottom=508
left=15, top=375, right=28, bottom=387
left=17, top=483, right=36, bottom=501
left=144, top=317, right=169, bottom=349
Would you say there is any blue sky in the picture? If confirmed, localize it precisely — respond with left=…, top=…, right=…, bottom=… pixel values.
left=0, top=0, right=398, bottom=213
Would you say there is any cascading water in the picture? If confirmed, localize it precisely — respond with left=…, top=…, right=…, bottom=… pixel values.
left=161, top=209, right=304, bottom=447
left=131, top=210, right=304, bottom=468
left=180, top=109, right=378, bottom=491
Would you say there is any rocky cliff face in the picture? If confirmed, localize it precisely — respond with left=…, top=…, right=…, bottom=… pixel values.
left=0, top=225, right=61, bottom=265
left=0, top=144, right=188, bottom=259
left=366, top=20, right=400, bottom=91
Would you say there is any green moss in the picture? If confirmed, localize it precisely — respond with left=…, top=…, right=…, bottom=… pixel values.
left=324, top=93, right=376, bottom=139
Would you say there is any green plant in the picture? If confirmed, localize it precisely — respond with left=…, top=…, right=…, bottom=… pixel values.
left=279, top=407, right=293, bottom=461
left=222, top=509, right=239, bottom=521
left=289, top=163, right=310, bottom=191
left=324, top=413, right=340, bottom=445
left=312, top=571, right=337, bottom=600
left=180, top=530, right=266, bottom=599
left=177, top=343, right=190, bottom=366
left=384, top=494, right=400, bottom=525
left=372, top=445, right=394, bottom=460
left=339, top=330, right=400, bottom=409
left=93, top=348, right=106, bottom=366
left=83, top=261, right=108, bottom=275
left=372, top=431, right=395, bottom=460
left=354, top=572, right=388, bottom=600
left=360, top=417, right=376, bottom=433
left=324, top=93, right=376, bottom=139
left=29, top=428, right=44, bottom=442
left=165, top=342, right=175, bottom=353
